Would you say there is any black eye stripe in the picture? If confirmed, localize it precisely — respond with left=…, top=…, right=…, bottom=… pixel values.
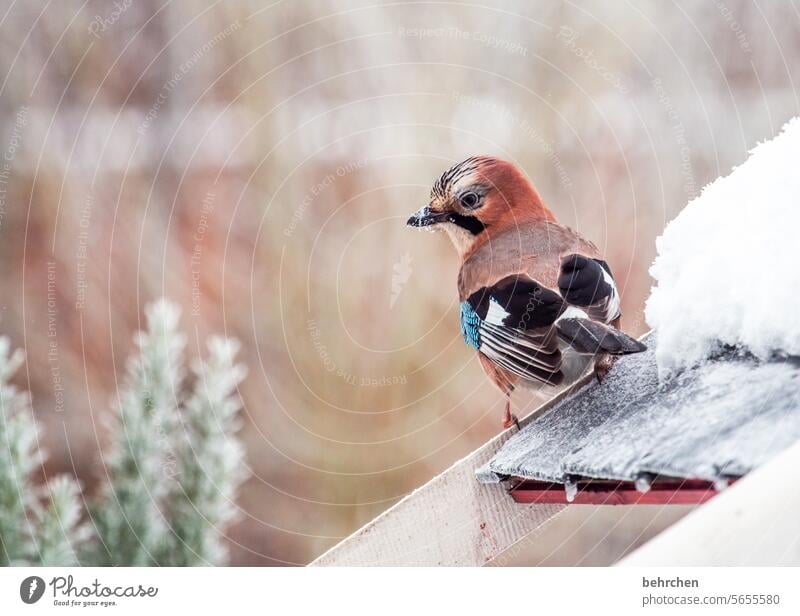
left=447, top=213, right=486, bottom=235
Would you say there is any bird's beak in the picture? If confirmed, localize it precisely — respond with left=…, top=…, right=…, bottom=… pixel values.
left=406, top=206, right=450, bottom=228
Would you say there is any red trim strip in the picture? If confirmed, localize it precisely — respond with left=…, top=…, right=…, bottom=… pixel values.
left=508, top=479, right=731, bottom=505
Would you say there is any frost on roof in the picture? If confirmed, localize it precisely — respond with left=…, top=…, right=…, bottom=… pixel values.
left=476, top=333, right=800, bottom=485
left=646, top=117, right=800, bottom=374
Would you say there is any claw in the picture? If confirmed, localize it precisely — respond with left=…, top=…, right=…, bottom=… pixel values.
left=594, top=354, right=617, bottom=384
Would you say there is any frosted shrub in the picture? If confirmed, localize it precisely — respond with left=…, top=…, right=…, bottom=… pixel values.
left=32, top=476, right=92, bottom=566
left=159, top=337, right=247, bottom=565
left=0, top=300, right=247, bottom=566
left=0, top=339, right=88, bottom=565
left=91, top=300, right=186, bottom=565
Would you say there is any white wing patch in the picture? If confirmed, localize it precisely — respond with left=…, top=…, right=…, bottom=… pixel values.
left=485, top=298, right=510, bottom=325
left=601, top=266, right=621, bottom=321
left=556, top=305, right=589, bottom=322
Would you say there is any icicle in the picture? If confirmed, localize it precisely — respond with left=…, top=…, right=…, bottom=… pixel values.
left=635, top=473, right=653, bottom=493
left=564, top=476, right=578, bottom=503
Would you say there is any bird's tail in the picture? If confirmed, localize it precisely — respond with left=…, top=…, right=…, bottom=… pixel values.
left=556, top=318, right=646, bottom=355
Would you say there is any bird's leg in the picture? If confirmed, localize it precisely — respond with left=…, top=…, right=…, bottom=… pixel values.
left=594, top=353, right=618, bottom=384
left=502, top=397, right=520, bottom=431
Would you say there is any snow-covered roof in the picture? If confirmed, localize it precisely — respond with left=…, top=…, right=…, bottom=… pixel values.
left=476, top=332, right=800, bottom=486
left=479, top=117, right=800, bottom=491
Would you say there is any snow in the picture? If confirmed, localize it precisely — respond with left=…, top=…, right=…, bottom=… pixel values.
left=646, top=117, right=800, bottom=373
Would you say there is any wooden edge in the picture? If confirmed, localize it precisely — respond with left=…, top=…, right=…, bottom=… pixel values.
left=309, top=331, right=653, bottom=566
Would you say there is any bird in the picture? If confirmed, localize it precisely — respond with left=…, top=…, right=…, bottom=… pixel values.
left=407, top=156, right=646, bottom=430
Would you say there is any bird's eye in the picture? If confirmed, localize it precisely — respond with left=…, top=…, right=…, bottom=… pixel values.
left=460, top=192, right=480, bottom=209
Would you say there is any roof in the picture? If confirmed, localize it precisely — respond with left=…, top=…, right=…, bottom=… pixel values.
left=477, top=332, right=800, bottom=487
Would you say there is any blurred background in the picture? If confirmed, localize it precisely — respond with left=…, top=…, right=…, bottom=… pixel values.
left=1, top=0, right=798, bottom=565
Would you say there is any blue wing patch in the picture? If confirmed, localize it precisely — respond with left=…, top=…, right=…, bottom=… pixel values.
left=460, top=301, right=481, bottom=350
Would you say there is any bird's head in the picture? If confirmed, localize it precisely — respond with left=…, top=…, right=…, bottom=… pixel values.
left=407, top=156, right=556, bottom=256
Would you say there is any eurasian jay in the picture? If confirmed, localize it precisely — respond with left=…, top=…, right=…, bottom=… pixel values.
left=407, top=156, right=646, bottom=429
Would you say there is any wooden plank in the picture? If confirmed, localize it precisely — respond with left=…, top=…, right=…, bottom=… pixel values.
left=309, top=375, right=597, bottom=566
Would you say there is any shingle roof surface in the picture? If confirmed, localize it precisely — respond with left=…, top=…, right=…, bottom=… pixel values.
left=477, top=333, right=800, bottom=485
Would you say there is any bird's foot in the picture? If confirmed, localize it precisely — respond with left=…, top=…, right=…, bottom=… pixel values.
left=501, top=399, right=520, bottom=431
left=594, top=354, right=618, bottom=384
left=502, top=413, right=520, bottom=431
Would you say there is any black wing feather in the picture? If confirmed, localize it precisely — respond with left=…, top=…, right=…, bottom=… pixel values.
left=465, top=275, right=566, bottom=385
left=558, top=254, right=621, bottom=323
